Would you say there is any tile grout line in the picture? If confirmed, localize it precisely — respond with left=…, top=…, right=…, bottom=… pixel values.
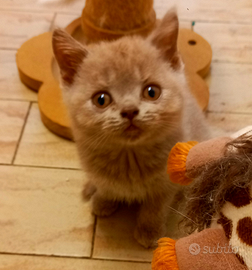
left=0, top=47, right=17, bottom=51
left=11, top=102, right=32, bottom=165
left=90, top=216, right=97, bottom=258
left=207, top=110, right=252, bottom=115
left=192, top=18, right=252, bottom=26
left=211, top=59, right=252, bottom=65
left=0, top=163, right=81, bottom=171
left=0, top=251, right=151, bottom=264
left=0, top=8, right=56, bottom=16
left=0, top=98, right=38, bottom=103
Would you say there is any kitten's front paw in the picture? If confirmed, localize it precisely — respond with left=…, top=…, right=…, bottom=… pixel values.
left=82, top=181, right=97, bottom=201
left=92, top=194, right=119, bottom=217
left=134, top=225, right=163, bottom=249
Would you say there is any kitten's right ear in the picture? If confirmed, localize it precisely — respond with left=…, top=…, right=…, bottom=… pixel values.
left=52, top=29, right=88, bottom=85
left=149, top=10, right=182, bottom=70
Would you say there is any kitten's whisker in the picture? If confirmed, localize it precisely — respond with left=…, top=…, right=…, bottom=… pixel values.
left=92, top=132, right=112, bottom=149
left=108, top=120, right=120, bottom=124
left=142, top=118, right=154, bottom=121
left=83, top=133, right=109, bottom=151
left=167, top=206, right=198, bottom=226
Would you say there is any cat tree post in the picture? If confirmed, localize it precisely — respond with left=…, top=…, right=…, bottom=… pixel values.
left=16, top=0, right=212, bottom=140
left=81, top=0, right=156, bottom=41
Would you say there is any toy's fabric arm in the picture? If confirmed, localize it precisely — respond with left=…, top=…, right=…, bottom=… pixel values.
left=152, top=228, right=247, bottom=270
left=167, top=137, right=231, bottom=185
left=176, top=228, right=246, bottom=270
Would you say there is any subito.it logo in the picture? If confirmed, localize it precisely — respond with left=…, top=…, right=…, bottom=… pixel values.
left=189, top=243, right=201, bottom=255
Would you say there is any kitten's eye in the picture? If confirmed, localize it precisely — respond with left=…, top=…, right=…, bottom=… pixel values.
left=92, top=93, right=112, bottom=108
left=143, top=85, right=161, bottom=101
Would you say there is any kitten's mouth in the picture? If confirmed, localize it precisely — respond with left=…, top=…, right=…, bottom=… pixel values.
left=123, top=123, right=143, bottom=140
left=125, top=124, right=139, bottom=132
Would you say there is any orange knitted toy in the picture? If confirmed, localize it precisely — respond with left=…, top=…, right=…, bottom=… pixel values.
left=167, top=141, right=198, bottom=185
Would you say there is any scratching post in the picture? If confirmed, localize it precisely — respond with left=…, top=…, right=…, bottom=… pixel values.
left=81, top=0, right=156, bottom=41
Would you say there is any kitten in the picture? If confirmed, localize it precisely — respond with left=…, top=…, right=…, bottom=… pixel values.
left=52, top=10, right=211, bottom=248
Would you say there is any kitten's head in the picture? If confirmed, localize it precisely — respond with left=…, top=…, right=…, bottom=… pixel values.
left=53, top=11, right=185, bottom=145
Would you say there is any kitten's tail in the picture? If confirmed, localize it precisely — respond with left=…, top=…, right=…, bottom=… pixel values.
left=82, top=181, right=97, bottom=201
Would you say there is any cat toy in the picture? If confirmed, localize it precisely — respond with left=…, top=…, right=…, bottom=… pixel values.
left=152, top=127, right=252, bottom=270
left=16, top=0, right=212, bottom=140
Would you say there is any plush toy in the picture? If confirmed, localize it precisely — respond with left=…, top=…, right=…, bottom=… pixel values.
left=152, top=128, right=252, bottom=270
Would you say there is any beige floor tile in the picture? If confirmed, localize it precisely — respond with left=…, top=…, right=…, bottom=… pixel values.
left=179, top=20, right=192, bottom=29
left=0, top=100, right=29, bottom=164
left=207, top=112, right=252, bottom=136
left=0, top=165, right=94, bottom=256
left=0, top=0, right=84, bottom=14
left=14, top=103, right=80, bottom=169
left=93, top=204, right=183, bottom=262
left=0, top=50, right=37, bottom=101
left=52, top=13, right=79, bottom=30
left=93, top=206, right=153, bottom=262
left=154, top=0, right=252, bottom=23
left=0, top=11, right=53, bottom=49
left=206, top=62, right=252, bottom=113
left=0, top=254, right=151, bottom=270
left=194, top=22, right=252, bottom=64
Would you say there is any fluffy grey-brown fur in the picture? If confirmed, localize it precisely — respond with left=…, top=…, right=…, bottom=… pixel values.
left=52, top=10, right=211, bottom=248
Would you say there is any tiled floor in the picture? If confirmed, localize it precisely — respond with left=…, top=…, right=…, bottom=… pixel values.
left=0, top=0, right=252, bottom=269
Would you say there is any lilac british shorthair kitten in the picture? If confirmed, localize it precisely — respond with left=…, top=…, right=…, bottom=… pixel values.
left=52, top=10, right=210, bottom=248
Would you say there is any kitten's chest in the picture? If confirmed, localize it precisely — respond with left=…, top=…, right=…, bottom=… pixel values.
left=82, top=143, right=170, bottom=192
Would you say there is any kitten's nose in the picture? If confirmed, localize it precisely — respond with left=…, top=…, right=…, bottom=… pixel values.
left=120, top=107, right=139, bottom=120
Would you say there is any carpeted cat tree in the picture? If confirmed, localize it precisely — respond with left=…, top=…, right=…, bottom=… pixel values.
left=16, top=0, right=212, bottom=140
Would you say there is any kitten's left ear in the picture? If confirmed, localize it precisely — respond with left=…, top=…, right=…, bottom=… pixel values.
left=150, top=10, right=182, bottom=70
left=52, top=29, right=88, bottom=86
